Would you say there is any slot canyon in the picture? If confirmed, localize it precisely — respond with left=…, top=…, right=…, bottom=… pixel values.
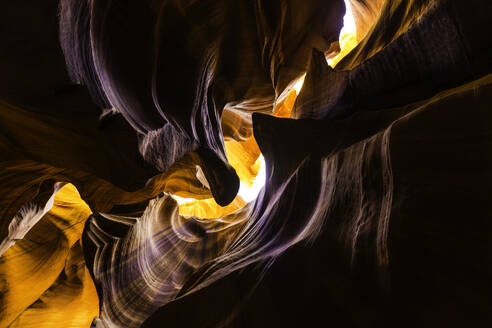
left=0, top=0, right=491, bottom=327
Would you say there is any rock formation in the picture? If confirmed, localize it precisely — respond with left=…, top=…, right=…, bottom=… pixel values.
left=0, top=0, right=491, bottom=327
